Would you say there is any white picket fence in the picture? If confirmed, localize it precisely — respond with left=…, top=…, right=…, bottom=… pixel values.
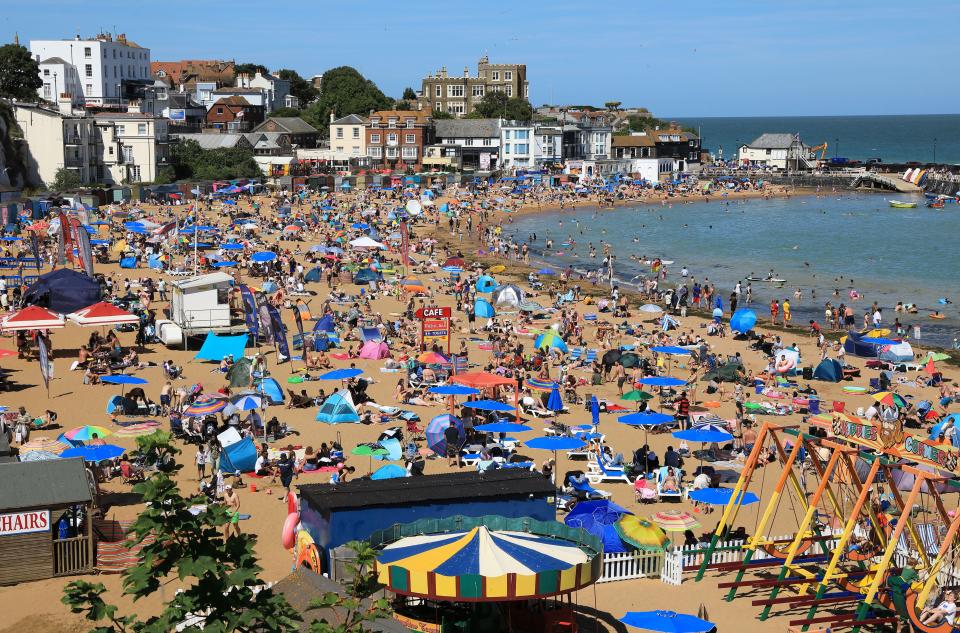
left=599, top=550, right=664, bottom=583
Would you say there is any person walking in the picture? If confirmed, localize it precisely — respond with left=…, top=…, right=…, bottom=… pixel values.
left=195, top=443, right=210, bottom=480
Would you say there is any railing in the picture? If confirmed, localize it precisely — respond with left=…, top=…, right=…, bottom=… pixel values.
left=54, top=535, right=93, bottom=576
left=599, top=550, right=663, bottom=583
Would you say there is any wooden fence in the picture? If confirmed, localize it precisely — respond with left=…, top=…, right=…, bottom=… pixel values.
left=54, top=535, right=93, bottom=576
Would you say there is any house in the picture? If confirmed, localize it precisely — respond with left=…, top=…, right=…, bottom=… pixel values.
left=93, top=109, right=170, bottom=183
left=651, top=127, right=701, bottom=173
left=433, top=118, right=501, bottom=170
left=12, top=99, right=101, bottom=186
left=244, top=132, right=296, bottom=177
left=205, top=97, right=264, bottom=132
left=37, top=57, right=84, bottom=106
left=210, top=86, right=269, bottom=110
left=237, top=71, right=293, bottom=112
left=327, top=113, right=368, bottom=161
left=151, top=59, right=235, bottom=91
left=534, top=125, right=563, bottom=165
left=500, top=120, right=536, bottom=170
left=738, top=133, right=808, bottom=170
left=162, top=92, right=207, bottom=131
left=612, top=134, right=675, bottom=182
left=30, top=33, right=151, bottom=107
left=365, top=110, right=433, bottom=169
left=172, top=133, right=253, bottom=151
left=419, top=55, right=528, bottom=117
left=251, top=117, right=319, bottom=149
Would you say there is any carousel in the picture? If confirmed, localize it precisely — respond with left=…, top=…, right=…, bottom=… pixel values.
left=368, top=515, right=604, bottom=633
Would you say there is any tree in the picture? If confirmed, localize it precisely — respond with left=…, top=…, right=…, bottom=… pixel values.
left=604, top=101, right=622, bottom=111
left=393, top=100, right=412, bottom=111
left=168, top=139, right=261, bottom=181
left=62, top=436, right=302, bottom=632
left=276, top=68, right=319, bottom=106
left=233, top=62, right=269, bottom=78
left=467, top=92, right=533, bottom=121
left=431, top=110, right=454, bottom=120
left=270, top=107, right=302, bottom=119
left=303, top=541, right=393, bottom=633
left=51, top=167, right=81, bottom=191
left=0, top=44, right=42, bottom=101
left=401, top=87, right=417, bottom=101
left=300, top=67, right=393, bottom=138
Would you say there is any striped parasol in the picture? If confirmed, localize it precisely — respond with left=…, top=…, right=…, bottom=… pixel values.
left=114, top=422, right=161, bottom=438
left=651, top=510, right=701, bottom=532
left=63, top=425, right=113, bottom=441
left=614, top=516, right=670, bottom=551
left=19, top=450, right=61, bottom=462
left=183, top=398, right=228, bottom=417
left=526, top=377, right=559, bottom=392
left=417, top=351, right=451, bottom=365
left=871, top=391, right=906, bottom=408
left=20, top=437, right=69, bottom=454
left=425, top=413, right=463, bottom=456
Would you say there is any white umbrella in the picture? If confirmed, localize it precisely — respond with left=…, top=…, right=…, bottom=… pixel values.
left=349, top=236, right=387, bottom=249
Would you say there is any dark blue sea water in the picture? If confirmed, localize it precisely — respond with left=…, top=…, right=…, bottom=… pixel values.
left=675, top=114, right=960, bottom=165
left=508, top=193, right=960, bottom=348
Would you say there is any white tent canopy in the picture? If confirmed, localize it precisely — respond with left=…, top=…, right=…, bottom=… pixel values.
left=349, top=236, right=387, bottom=249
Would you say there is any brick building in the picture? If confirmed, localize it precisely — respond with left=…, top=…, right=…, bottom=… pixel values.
left=365, top=110, right=433, bottom=169
left=418, top=55, right=528, bottom=117
left=205, top=96, right=264, bottom=132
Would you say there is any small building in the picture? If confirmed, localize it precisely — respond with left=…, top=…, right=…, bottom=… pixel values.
left=738, top=133, right=808, bottom=170
left=206, top=96, right=265, bottom=132
left=327, top=113, right=368, bottom=161
left=251, top=117, right=319, bottom=149
left=365, top=110, right=433, bottom=170
left=0, top=457, right=96, bottom=584
left=297, top=470, right=555, bottom=569
left=169, top=272, right=234, bottom=331
left=434, top=118, right=501, bottom=170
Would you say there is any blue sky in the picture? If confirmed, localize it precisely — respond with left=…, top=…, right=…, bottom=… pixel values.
left=6, top=0, right=959, bottom=117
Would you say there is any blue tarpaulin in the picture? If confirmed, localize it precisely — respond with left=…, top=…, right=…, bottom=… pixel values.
left=195, top=331, right=248, bottom=361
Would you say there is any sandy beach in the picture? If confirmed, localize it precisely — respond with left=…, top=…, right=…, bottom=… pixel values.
left=0, top=183, right=956, bottom=632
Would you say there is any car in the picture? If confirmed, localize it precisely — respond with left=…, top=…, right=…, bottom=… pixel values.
left=866, top=157, right=883, bottom=165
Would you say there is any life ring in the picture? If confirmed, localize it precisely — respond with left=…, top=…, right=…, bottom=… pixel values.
left=281, top=512, right=300, bottom=550
left=776, top=357, right=796, bottom=374
left=850, top=290, right=861, bottom=300
left=286, top=491, right=298, bottom=515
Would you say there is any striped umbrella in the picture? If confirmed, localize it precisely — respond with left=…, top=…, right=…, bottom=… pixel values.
left=183, top=398, right=228, bottom=417
left=425, top=413, right=463, bottom=456
left=526, top=377, right=559, bottom=392
left=19, top=450, right=61, bottom=462
left=417, top=351, right=451, bottom=365
left=114, top=422, right=161, bottom=438
left=63, top=425, right=113, bottom=441
left=651, top=510, right=701, bottom=532
left=19, top=437, right=69, bottom=454
left=534, top=331, right=568, bottom=353
left=871, top=391, right=906, bottom=408
left=614, top=516, right=670, bottom=551
left=231, top=394, right=263, bottom=411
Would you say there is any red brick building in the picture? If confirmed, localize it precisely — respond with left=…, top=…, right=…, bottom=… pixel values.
left=365, top=110, right=433, bottom=170
left=205, top=96, right=264, bottom=132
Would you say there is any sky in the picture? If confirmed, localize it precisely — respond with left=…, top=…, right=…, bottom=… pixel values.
left=6, top=0, right=959, bottom=117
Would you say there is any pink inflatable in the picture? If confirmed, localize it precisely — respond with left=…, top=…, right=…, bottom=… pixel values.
left=281, top=512, right=300, bottom=550
left=286, top=491, right=298, bottom=515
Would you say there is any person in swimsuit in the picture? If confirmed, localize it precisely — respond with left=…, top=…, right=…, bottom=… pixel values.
left=223, top=484, right=241, bottom=538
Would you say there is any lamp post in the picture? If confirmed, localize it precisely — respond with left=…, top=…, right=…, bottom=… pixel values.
left=933, top=138, right=938, bottom=164
left=834, top=138, right=840, bottom=160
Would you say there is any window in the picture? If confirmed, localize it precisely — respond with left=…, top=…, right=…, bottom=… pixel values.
left=216, top=107, right=224, bottom=114
left=43, top=69, right=50, bottom=77
left=42, top=84, right=51, bottom=99
left=352, top=128, right=359, bottom=139
left=472, top=84, right=484, bottom=98
left=85, top=64, right=93, bottom=77
left=435, top=84, right=441, bottom=98
left=447, top=103, right=464, bottom=115
left=116, top=125, right=125, bottom=135
left=352, top=147, right=360, bottom=155
left=504, top=143, right=511, bottom=154
left=84, top=47, right=91, bottom=58
left=386, top=147, right=398, bottom=159
left=404, top=133, right=416, bottom=144
left=491, top=71, right=500, bottom=81
left=122, top=145, right=134, bottom=162
left=402, top=147, right=417, bottom=159
left=137, top=123, right=147, bottom=135
left=515, top=130, right=529, bottom=140
left=516, top=144, right=529, bottom=154
left=387, top=117, right=397, bottom=128
left=765, top=149, right=772, bottom=155
left=85, top=84, right=92, bottom=96
left=505, top=85, right=512, bottom=97
left=370, top=133, right=381, bottom=144
left=335, top=146, right=343, bottom=152
left=108, top=146, right=114, bottom=155
left=129, top=165, right=141, bottom=181
left=370, top=117, right=380, bottom=128
left=448, top=84, right=464, bottom=98
left=387, top=133, right=398, bottom=144
left=336, top=127, right=343, bottom=139
left=504, top=71, right=512, bottom=81
left=368, top=147, right=382, bottom=158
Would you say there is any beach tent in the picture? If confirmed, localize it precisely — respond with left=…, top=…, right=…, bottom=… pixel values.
left=371, top=464, right=407, bottom=480
left=219, top=436, right=257, bottom=473
left=813, top=358, right=843, bottom=383
left=314, top=314, right=336, bottom=333
left=119, top=257, right=137, bottom=269
left=358, top=340, right=391, bottom=359
left=23, top=268, right=102, bottom=314
left=475, top=275, right=498, bottom=293
left=843, top=331, right=907, bottom=359
left=255, top=377, right=285, bottom=405
left=195, top=332, right=248, bottom=362
left=316, top=389, right=360, bottom=424
left=353, top=268, right=380, bottom=284
left=304, top=267, right=323, bottom=282
left=474, top=297, right=495, bottom=318
left=730, top=309, right=757, bottom=334
left=879, top=341, right=914, bottom=363
left=492, top=284, right=525, bottom=308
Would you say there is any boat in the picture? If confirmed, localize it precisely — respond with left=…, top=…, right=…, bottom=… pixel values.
left=889, top=200, right=918, bottom=209
left=927, top=200, right=945, bottom=209
left=746, top=276, right=787, bottom=283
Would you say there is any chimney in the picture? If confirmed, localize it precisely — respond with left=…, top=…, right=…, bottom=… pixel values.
left=441, top=66, right=447, bottom=79
left=58, top=93, right=73, bottom=116
left=464, top=67, right=469, bottom=78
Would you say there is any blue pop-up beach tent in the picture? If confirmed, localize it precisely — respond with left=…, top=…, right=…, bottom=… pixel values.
left=195, top=332, right=248, bottom=361
left=474, top=297, right=495, bottom=318
left=219, top=436, right=257, bottom=473
left=254, top=377, right=285, bottom=405
left=316, top=390, right=360, bottom=424
left=314, top=314, right=336, bottom=332
left=813, top=358, right=843, bottom=382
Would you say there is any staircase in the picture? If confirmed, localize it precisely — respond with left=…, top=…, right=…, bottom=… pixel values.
left=851, top=172, right=921, bottom=193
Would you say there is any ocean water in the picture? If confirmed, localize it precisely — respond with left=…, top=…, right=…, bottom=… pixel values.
left=674, top=114, right=960, bottom=165
left=507, top=193, right=960, bottom=347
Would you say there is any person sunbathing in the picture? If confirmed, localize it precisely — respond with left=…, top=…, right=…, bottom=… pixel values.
left=661, top=468, right=680, bottom=494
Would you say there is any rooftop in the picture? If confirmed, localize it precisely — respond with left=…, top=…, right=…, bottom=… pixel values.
left=612, top=134, right=656, bottom=147
left=331, top=114, right=368, bottom=126
left=39, top=56, right=68, bottom=65
left=745, top=133, right=799, bottom=149
left=299, top=469, right=554, bottom=512
left=175, top=133, right=250, bottom=150
left=253, top=117, right=318, bottom=134
left=0, top=458, right=93, bottom=512
left=434, top=118, right=501, bottom=139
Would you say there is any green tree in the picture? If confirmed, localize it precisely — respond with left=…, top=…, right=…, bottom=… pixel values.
left=604, top=101, right=622, bottom=111
left=431, top=109, right=454, bottom=120
left=467, top=92, right=533, bottom=121
left=153, top=166, right=176, bottom=185
left=276, top=68, right=319, bottom=106
left=304, top=541, right=393, bottom=633
left=169, top=139, right=261, bottom=181
left=233, top=62, right=269, bottom=78
left=300, top=66, right=393, bottom=138
left=401, top=87, right=417, bottom=101
left=270, top=106, right=302, bottom=119
left=0, top=44, right=42, bottom=101
left=62, top=437, right=302, bottom=632
left=51, top=167, right=82, bottom=191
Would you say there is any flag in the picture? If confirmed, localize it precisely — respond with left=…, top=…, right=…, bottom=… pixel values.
left=73, top=218, right=95, bottom=277
left=29, top=233, right=42, bottom=272
left=400, top=220, right=410, bottom=268
left=238, top=285, right=260, bottom=341
left=266, top=304, right=290, bottom=361
left=257, top=304, right=274, bottom=341
left=57, top=211, right=71, bottom=266
left=292, top=304, right=305, bottom=340
left=37, top=335, right=51, bottom=392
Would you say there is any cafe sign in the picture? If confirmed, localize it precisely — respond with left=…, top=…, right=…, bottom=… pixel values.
left=0, top=510, right=50, bottom=536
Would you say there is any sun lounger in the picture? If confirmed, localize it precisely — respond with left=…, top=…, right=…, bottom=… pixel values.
left=585, top=454, right=631, bottom=484
left=655, top=466, right=684, bottom=501
left=568, top=477, right=612, bottom=499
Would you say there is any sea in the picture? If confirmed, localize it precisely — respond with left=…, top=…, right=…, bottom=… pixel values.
left=674, top=114, right=960, bottom=165
left=506, top=193, right=960, bottom=348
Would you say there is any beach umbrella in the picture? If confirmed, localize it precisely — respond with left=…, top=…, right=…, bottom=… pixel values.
left=63, top=425, right=113, bottom=441
left=688, top=487, right=760, bottom=506
left=220, top=243, right=244, bottom=251
left=546, top=386, right=564, bottom=412
left=871, top=391, right=906, bottom=408
left=443, top=257, right=465, bottom=268
left=926, top=352, right=951, bottom=362
left=614, top=516, right=670, bottom=551
left=428, top=385, right=480, bottom=396
left=463, top=400, right=515, bottom=412
left=425, top=413, right=464, bottom=456
left=318, top=368, right=364, bottom=380
left=730, top=308, right=758, bottom=333
left=534, top=331, right=568, bottom=353
left=526, top=377, right=559, bottom=392
left=371, top=464, right=407, bottom=480
left=114, top=422, right=161, bottom=438
left=622, top=390, right=654, bottom=402
left=67, top=302, right=139, bottom=327
left=672, top=427, right=733, bottom=443
left=565, top=499, right=633, bottom=553
left=417, top=351, right=450, bottom=365
left=591, top=395, right=601, bottom=427
left=442, top=266, right=463, bottom=275
left=183, top=398, right=227, bottom=417
left=251, top=251, right=277, bottom=263
left=1, top=306, right=65, bottom=331
left=619, top=412, right=674, bottom=427
left=650, top=346, right=691, bottom=356
left=638, top=304, right=664, bottom=315
left=213, top=261, right=237, bottom=268
left=473, top=422, right=533, bottom=434
left=19, top=450, right=61, bottom=462
left=62, top=444, right=125, bottom=462
left=19, top=437, right=69, bottom=454
left=351, top=444, right=388, bottom=457
left=619, top=610, right=714, bottom=633
left=100, top=375, right=148, bottom=386
left=652, top=509, right=701, bottom=532
left=231, top=394, right=263, bottom=411
left=637, top=376, right=687, bottom=388
left=525, top=436, right=587, bottom=491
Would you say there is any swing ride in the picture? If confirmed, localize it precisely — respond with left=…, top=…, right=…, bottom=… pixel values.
left=693, top=416, right=960, bottom=632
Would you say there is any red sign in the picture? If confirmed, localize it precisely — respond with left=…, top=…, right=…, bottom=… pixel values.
left=415, top=306, right=452, bottom=319
left=0, top=510, right=50, bottom=536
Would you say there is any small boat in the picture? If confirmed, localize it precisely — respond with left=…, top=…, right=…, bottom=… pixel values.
left=927, top=200, right=945, bottom=209
left=746, top=276, right=787, bottom=283
left=889, top=200, right=918, bottom=209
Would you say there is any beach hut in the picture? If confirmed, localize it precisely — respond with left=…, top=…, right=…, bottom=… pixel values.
left=316, top=390, right=361, bottom=424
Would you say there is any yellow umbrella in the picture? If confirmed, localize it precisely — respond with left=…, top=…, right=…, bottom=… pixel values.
left=615, top=516, right=670, bottom=551
left=488, top=265, right=506, bottom=274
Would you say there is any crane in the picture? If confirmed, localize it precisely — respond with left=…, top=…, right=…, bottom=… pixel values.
left=808, top=142, right=828, bottom=161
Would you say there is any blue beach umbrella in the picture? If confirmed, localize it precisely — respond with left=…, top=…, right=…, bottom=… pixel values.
left=251, top=251, right=277, bottom=263
left=525, top=436, right=587, bottom=451
left=220, top=243, right=244, bottom=251
left=62, top=444, right=125, bottom=462
left=231, top=394, right=262, bottom=411
left=620, top=610, right=715, bottom=633
left=650, top=346, right=691, bottom=356
left=546, top=386, right=564, bottom=412
left=100, top=375, right=148, bottom=385
left=425, top=413, right=464, bottom=456
left=318, top=368, right=364, bottom=380
left=213, top=261, right=237, bottom=268
left=537, top=268, right=556, bottom=275
left=371, top=464, right=407, bottom=480
left=688, top=487, right=760, bottom=506
left=462, top=400, right=515, bottom=412
left=473, top=422, right=533, bottom=433
left=428, top=385, right=480, bottom=396
left=730, top=308, right=757, bottom=333
left=637, top=376, right=687, bottom=388
left=672, top=428, right=733, bottom=443
left=590, top=395, right=600, bottom=427
left=619, top=412, right=674, bottom=427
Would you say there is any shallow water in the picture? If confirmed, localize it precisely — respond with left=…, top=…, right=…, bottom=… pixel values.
left=506, top=193, right=959, bottom=347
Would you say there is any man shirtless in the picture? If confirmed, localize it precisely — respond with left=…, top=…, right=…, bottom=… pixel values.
left=223, top=484, right=241, bottom=538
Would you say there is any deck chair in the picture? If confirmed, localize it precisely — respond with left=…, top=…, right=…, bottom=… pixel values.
left=567, top=476, right=612, bottom=499
left=655, top=466, right=684, bottom=501
left=585, top=454, right=631, bottom=484
left=405, top=418, right=425, bottom=441
left=568, top=348, right=584, bottom=362
left=583, top=349, right=598, bottom=364
left=520, top=396, right=553, bottom=418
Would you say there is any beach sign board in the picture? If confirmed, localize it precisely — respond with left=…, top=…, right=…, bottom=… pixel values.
left=830, top=415, right=960, bottom=473
left=416, top=306, right=451, bottom=353
left=0, top=510, right=50, bottom=536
